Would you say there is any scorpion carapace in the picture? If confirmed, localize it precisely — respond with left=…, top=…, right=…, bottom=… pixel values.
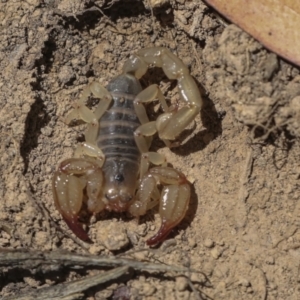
left=52, top=47, right=202, bottom=246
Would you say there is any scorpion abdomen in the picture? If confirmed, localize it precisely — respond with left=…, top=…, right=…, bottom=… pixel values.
left=96, top=74, right=143, bottom=210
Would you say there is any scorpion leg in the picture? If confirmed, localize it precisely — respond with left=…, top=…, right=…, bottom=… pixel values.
left=133, top=85, right=174, bottom=149
left=133, top=86, right=167, bottom=177
left=53, top=158, right=105, bottom=241
left=65, top=82, right=112, bottom=143
left=74, top=141, right=105, bottom=163
left=129, top=166, right=190, bottom=246
left=124, top=47, right=202, bottom=143
left=133, top=120, right=166, bottom=177
left=65, top=82, right=109, bottom=167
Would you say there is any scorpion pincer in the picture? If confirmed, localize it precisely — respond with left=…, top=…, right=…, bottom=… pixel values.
left=52, top=47, right=202, bottom=246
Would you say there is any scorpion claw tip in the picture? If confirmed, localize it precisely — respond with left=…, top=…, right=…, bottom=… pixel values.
left=62, top=215, right=92, bottom=243
left=146, top=222, right=173, bottom=246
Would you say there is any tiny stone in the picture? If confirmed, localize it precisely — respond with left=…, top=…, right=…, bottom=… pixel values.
left=176, top=276, right=188, bottom=291
left=96, top=221, right=129, bottom=250
left=45, top=166, right=52, bottom=173
left=92, top=42, right=110, bottom=60
left=211, top=247, right=222, bottom=259
left=190, top=272, right=206, bottom=284
left=188, top=238, right=197, bottom=248
left=203, top=238, right=214, bottom=248
left=41, top=126, right=53, bottom=136
left=89, top=244, right=105, bottom=255
left=23, top=277, right=40, bottom=287
left=95, top=288, right=113, bottom=299
left=142, top=283, right=156, bottom=296
left=58, top=65, right=75, bottom=84
left=34, top=231, right=48, bottom=247
left=217, top=240, right=225, bottom=246
left=133, top=250, right=149, bottom=261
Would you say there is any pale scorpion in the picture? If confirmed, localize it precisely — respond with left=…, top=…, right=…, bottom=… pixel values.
left=52, top=47, right=202, bottom=246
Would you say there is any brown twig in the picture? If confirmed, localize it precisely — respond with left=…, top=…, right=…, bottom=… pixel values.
left=2, top=266, right=129, bottom=300
left=0, top=248, right=201, bottom=273
left=1, top=248, right=204, bottom=299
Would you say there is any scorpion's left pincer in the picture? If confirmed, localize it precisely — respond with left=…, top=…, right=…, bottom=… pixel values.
left=52, top=47, right=202, bottom=246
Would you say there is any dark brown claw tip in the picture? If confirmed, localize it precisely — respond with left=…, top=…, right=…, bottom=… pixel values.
left=63, top=215, right=92, bottom=243
left=146, top=223, right=173, bottom=246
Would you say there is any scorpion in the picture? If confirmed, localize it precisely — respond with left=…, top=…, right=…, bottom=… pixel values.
left=52, top=47, right=202, bottom=246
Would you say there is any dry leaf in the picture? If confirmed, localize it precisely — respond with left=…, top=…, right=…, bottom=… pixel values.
left=205, top=0, right=300, bottom=66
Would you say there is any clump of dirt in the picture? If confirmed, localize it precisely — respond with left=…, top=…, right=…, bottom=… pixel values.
left=1, top=0, right=300, bottom=299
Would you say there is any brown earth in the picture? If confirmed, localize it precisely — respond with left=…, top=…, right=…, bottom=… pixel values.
left=1, top=0, right=300, bottom=299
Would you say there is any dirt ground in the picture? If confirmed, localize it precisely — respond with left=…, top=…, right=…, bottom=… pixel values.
left=1, top=0, right=300, bottom=299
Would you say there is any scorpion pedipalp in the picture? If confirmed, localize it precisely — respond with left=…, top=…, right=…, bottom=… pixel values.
left=129, top=166, right=190, bottom=246
left=52, top=158, right=104, bottom=241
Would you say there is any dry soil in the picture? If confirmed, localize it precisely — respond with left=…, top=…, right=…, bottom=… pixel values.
left=1, top=0, right=300, bottom=299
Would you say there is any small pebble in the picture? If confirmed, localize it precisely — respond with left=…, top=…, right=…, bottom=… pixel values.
left=188, top=238, right=197, bottom=248
left=204, top=238, right=214, bottom=248
left=176, top=276, right=188, bottom=291
left=211, top=247, right=222, bottom=259
left=96, top=221, right=129, bottom=250
left=89, top=244, right=105, bottom=255
left=58, top=65, right=75, bottom=84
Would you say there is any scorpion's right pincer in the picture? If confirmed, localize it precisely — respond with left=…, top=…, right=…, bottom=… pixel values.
left=52, top=47, right=202, bottom=246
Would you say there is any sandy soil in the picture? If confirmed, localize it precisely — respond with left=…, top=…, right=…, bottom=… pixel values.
left=1, top=0, right=300, bottom=299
